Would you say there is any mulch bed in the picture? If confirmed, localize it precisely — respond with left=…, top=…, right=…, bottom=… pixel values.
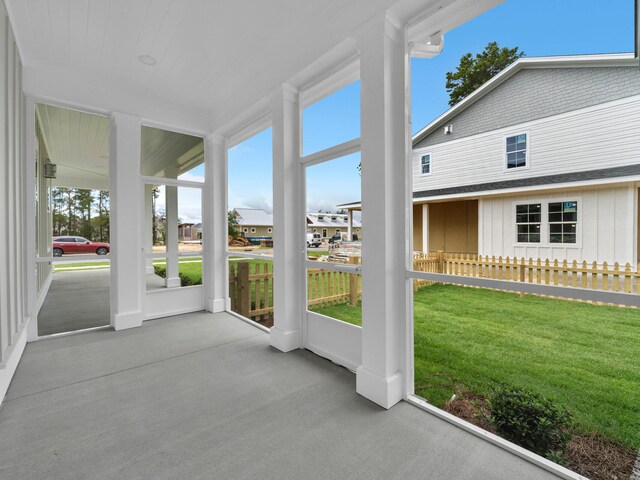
left=565, top=433, right=637, bottom=480
left=442, top=390, right=636, bottom=480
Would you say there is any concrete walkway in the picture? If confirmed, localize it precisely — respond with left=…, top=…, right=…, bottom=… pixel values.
left=1, top=312, right=561, bottom=480
left=38, top=269, right=111, bottom=336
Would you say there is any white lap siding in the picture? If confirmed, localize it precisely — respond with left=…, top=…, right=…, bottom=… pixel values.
left=478, top=186, right=637, bottom=266
left=413, top=95, right=640, bottom=193
left=1, top=0, right=28, bottom=399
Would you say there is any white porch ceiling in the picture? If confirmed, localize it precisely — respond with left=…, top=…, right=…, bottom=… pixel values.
left=9, top=0, right=503, bottom=133
left=9, top=0, right=401, bottom=130
left=36, top=103, right=110, bottom=190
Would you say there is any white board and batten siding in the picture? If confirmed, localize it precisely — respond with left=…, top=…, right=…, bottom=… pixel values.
left=412, top=94, right=640, bottom=193
left=478, top=186, right=637, bottom=266
left=1, top=0, right=30, bottom=402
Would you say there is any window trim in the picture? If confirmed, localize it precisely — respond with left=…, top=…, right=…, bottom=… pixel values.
left=513, top=197, right=581, bottom=248
left=503, top=132, right=530, bottom=172
left=514, top=203, right=542, bottom=245
left=548, top=200, right=578, bottom=245
left=420, top=153, right=432, bottom=176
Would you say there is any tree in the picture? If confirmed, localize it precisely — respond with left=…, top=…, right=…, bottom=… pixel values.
left=228, top=211, right=239, bottom=238
left=445, top=42, right=524, bottom=107
left=75, top=189, right=94, bottom=239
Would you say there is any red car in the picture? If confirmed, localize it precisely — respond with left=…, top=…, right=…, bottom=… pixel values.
left=52, top=236, right=110, bottom=257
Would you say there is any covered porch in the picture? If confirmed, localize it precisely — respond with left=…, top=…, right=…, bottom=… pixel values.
left=0, top=312, right=558, bottom=480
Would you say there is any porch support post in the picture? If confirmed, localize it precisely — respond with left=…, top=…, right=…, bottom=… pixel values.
left=165, top=184, right=181, bottom=288
left=144, top=184, right=155, bottom=274
left=204, top=133, right=227, bottom=312
left=270, top=84, right=304, bottom=352
left=356, top=13, right=409, bottom=409
left=422, top=203, right=428, bottom=253
left=24, top=96, right=38, bottom=341
left=347, top=209, right=353, bottom=240
left=109, top=112, right=144, bottom=330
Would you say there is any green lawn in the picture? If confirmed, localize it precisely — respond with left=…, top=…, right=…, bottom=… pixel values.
left=54, top=256, right=203, bottom=271
left=312, top=283, right=640, bottom=449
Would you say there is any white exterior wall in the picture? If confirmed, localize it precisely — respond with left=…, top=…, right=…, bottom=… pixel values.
left=0, top=0, right=30, bottom=401
left=478, top=186, right=637, bottom=266
left=413, top=95, right=640, bottom=192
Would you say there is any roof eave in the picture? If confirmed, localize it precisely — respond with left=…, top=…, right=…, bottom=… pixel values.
left=411, top=53, right=638, bottom=146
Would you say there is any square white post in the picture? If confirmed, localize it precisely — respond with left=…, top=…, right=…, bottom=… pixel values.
left=109, top=112, right=144, bottom=330
left=204, top=133, right=227, bottom=313
left=144, top=184, right=155, bottom=274
left=270, top=84, right=304, bottom=352
left=422, top=203, right=429, bottom=253
left=356, top=13, right=409, bottom=409
left=347, top=209, right=353, bottom=240
left=164, top=184, right=181, bottom=288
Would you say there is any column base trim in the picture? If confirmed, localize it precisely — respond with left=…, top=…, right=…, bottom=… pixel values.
left=112, top=311, right=143, bottom=330
left=269, top=326, right=302, bottom=352
left=165, top=277, right=181, bottom=288
left=356, top=366, right=403, bottom=409
left=207, top=298, right=226, bottom=313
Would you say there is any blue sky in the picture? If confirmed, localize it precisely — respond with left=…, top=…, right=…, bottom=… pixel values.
left=226, top=0, right=635, bottom=215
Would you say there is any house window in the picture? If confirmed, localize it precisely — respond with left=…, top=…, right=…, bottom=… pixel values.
left=322, top=228, right=327, bottom=237
left=516, top=204, right=541, bottom=243
left=421, top=154, right=431, bottom=175
left=549, top=201, right=577, bottom=244
left=506, top=134, right=527, bottom=169
left=267, top=228, right=272, bottom=233
left=251, top=228, right=256, bottom=233
left=243, top=228, right=248, bottom=233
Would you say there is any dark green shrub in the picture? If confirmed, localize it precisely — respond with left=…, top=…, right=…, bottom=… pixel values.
left=489, top=384, right=571, bottom=458
left=154, top=265, right=167, bottom=278
left=179, top=272, right=201, bottom=287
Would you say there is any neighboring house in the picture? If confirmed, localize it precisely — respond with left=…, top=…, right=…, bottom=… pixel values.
left=178, top=223, right=202, bottom=241
left=230, top=208, right=363, bottom=240
left=232, top=208, right=274, bottom=237
left=306, top=213, right=362, bottom=240
left=345, top=53, right=640, bottom=266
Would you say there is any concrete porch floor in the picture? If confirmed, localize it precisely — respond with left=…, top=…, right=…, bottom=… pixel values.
left=1, top=313, right=561, bottom=479
left=38, top=269, right=111, bottom=336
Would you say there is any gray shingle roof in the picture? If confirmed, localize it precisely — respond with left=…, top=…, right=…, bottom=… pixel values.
left=233, top=208, right=273, bottom=226
left=414, top=164, right=640, bottom=199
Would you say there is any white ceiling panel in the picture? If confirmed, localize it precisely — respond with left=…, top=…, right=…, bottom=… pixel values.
left=9, top=0, right=422, bottom=128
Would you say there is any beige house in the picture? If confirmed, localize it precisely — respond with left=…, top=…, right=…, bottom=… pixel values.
left=232, top=208, right=273, bottom=237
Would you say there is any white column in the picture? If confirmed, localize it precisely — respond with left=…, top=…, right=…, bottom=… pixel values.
left=144, top=184, right=155, bottom=274
left=356, top=12, right=409, bottom=409
left=204, top=133, right=227, bottom=312
left=347, top=209, right=353, bottom=241
left=24, top=97, right=38, bottom=341
left=164, top=184, right=180, bottom=287
left=422, top=203, right=429, bottom=253
left=270, top=84, right=304, bottom=352
left=109, top=112, right=144, bottom=330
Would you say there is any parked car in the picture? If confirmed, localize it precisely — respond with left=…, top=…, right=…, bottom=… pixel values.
left=52, top=236, right=110, bottom=257
left=306, top=233, right=322, bottom=248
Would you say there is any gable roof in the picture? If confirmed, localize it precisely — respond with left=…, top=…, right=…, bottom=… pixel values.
left=306, top=213, right=361, bottom=228
left=233, top=208, right=273, bottom=227
left=412, top=53, right=638, bottom=146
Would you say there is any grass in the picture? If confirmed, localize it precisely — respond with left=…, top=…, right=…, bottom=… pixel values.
left=312, top=283, right=640, bottom=449
left=55, top=257, right=202, bottom=271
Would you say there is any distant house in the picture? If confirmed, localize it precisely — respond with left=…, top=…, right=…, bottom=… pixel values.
left=344, top=53, right=640, bottom=266
left=230, top=208, right=363, bottom=241
left=232, top=208, right=273, bottom=237
left=306, top=213, right=361, bottom=240
left=178, top=222, right=202, bottom=241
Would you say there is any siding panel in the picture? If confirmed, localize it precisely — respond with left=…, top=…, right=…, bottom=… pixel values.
left=413, top=96, right=640, bottom=195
